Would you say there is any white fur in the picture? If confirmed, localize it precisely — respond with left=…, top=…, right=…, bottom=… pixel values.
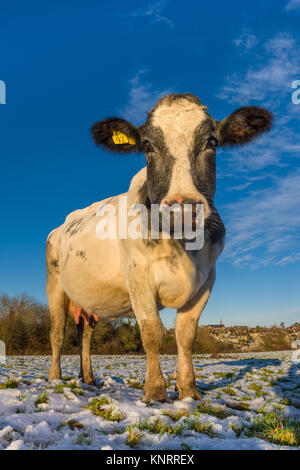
left=152, top=100, right=207, bottom=199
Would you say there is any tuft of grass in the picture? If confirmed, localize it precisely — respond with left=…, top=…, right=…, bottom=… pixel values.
left=35, top=392, right=48, bottom=407
left=0, top=379, right=19, bottom=389
left=230, top=422, right=246, bottom=438
left=125, top=425, right=143, bottom=448
left=88, top=398, right=124, bottom=421
left=280, top=398, right=291, bottom=406
left=65, top=420, right=84, bottom=431
left=222, top=387, right=236, bottom=396
left=136, top=417, right=185, bottom=436
left=187, top=417, right=217, bottom=437
left=213, top=372, right=236, bottom=380
left=250, top=412, right=300, bottom=447
left=16, top=406, right=26, bottom=414
left=53, top=384, right=64, bottom=394
left=162, top=409, right=190, bottom=421
left=22, top=380, right=32, bottom=386
left=76, top=430, right=92, bottom=446
left=248, top=383, right=263, bottom=397
left=196, top=400, right=231, bottom=420
left=127, top=380, right=144, bottom=390
left=227, top=401, right=250, bottom=411
left=181, top=442, right=192, bottom=450
left=66, top=381, right=84, bottom=396
left=266, top=424, right=298, bottom=447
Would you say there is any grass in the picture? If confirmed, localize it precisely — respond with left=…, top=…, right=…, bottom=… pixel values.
left=127, top=380, right=144, bottom=389
left=187, top=417, right=217, bottom=437
left=76, top=430, right=93, bottom=446
left=248, top=383, right=264, bottom=397
left=230, top=422, right=247, bottom=438
left=88, top=397, right=124, bottom=421
left=222, top=387, right=236, bottom=396
left=196, top=400, right=231, bottom=420
left=132, top=413, right=217, bottom=439
left=213, top=372, right=236, bottom=380
left=162, top=409, right=190, bottom=421
left=35, top=392, right=48, bottom=407
left=250, top=412, right=300, bottom=447
left=66, top=381, right=84, bottom=396
left=226, top=401, right=250, bottom=411
left=65, top=420, right=84, bottom=431
left=125, top=425, right=143, bottom=448
left=0, top=379, right=19, bottom=389
left=280, top=398, right=291, bottom=406
left=135, top=417, right=186, bottom=436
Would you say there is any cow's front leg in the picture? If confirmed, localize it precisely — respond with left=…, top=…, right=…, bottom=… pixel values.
left=128, top=278, right=167, bottom=402
left=175, top=268, right=216, bottom=400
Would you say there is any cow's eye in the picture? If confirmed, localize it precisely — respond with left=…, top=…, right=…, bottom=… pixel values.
left=142, top=140, right=154, bottom=153
left=207, top=137, right=218, bottom=149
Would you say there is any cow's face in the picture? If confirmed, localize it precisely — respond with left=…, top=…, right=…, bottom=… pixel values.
left=92, top=93, right=273, bottom=212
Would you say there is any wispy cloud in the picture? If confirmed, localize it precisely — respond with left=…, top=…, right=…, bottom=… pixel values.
left=121, top=69, right=173, bottom=124
left=218, top=32, right=300, bottom=267
left=286, top=0, right=300, bottom=10
left=125, top=1, right=175, bottom=29
left=222, top=169, right=300, bottom=268
left=233, top=32, right=258, bottom=50
left=218, top=33, right=300, bottom=106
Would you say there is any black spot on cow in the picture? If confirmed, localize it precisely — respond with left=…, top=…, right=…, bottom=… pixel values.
left=65, top=218, right=84, bottom=237
left=50, top=259, right=59, bottom=269
left=76, top=250, right=87, bottom=261
left=139, top=123, right=174, bottom=205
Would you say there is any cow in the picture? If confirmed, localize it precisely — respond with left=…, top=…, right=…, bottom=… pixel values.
left=47, top=93, right=272, bottom=401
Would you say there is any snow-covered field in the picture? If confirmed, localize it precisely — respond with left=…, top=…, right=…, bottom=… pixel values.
left=0, top=352, right=299, bottom=450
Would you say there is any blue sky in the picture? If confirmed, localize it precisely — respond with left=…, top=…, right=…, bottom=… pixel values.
left=0, top=0, right=299, bottom=328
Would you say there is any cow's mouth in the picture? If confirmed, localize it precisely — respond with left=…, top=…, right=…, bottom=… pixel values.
left=147, top=194, right=204, bottom=237
left=159, top=202, right=203, bottom=235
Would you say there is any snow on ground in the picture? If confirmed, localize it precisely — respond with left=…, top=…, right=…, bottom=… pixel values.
left=0, top=352, right=299, bottom=450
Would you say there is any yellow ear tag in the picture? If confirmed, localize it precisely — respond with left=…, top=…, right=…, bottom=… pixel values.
left=112, top=131, right=136, bottom=145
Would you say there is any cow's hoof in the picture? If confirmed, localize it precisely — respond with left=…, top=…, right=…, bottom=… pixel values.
left=48, top=368, right=61, bottom=381
left=83, top=376, right=96, bottom=386
left=177, top=384, right=200, bottom=401
left=144, top=385, right=169, bottom=403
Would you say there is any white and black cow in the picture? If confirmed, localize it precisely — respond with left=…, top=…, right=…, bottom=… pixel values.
left=47, top=93, right=272, bottom=401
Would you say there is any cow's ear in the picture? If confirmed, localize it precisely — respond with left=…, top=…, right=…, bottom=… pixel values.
left=91, top=118, right=141, bottom=154
left=217, top=106, right=273, bottom=147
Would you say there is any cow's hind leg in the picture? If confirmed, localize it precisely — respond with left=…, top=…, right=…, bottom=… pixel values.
left=80, top=319, right=95, bottom=385
left=77, top=317, right=84, bottom=379
left=175, top=268, right=216, bottom=400
left=128, top=272, right=167, bottom=402
left=47, top=279, right=68, bottom=381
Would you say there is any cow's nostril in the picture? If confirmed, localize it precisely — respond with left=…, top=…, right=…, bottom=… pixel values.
left=162, top=194, right=205, bottom=207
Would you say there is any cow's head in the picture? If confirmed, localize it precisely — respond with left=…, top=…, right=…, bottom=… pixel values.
left=91, top=93, right=273, bottom=213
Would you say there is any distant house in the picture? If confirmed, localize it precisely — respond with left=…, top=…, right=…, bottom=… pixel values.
left=207, top=320, right=225, bottom=329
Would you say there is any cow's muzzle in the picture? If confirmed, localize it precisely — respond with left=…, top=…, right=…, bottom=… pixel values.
left=159, top=194, right=205, bottom=235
